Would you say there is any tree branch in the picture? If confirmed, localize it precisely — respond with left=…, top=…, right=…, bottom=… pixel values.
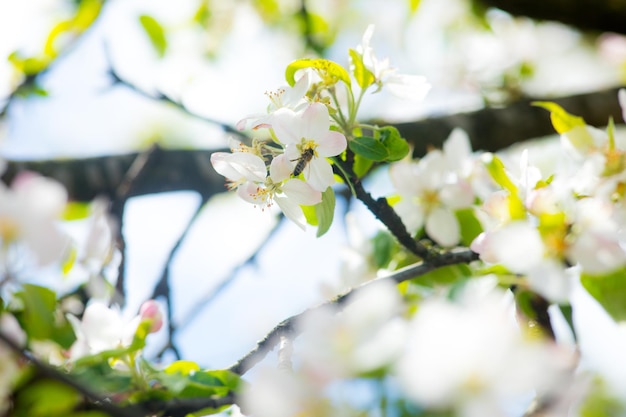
left=227, top=248, right=479, bottom=375
left=3, top=86, right=622, bottom=201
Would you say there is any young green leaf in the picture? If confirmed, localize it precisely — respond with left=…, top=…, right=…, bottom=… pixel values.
left=581, top=268, right=626, bottom=321
left=139, top=15, right=167, bottom=57
left=315, top=187, right=336, bottom=237
left=285, top=58, right=350, bottom=87
left=532, top=101, right=586, bottom=134
left=380, top=126, right=409, bottom=161
left=348, top=48, right=375, bottom=89
left=349, top=136, right=388, bottom=161
left=454, top=208, right=483, bottom=247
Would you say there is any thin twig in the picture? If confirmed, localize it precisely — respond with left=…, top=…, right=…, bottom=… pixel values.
left=228, top=248, right=479, bottom=375
left=151, top=196, right=210, bottom=360
left=333, top=158, right=434, bottom=260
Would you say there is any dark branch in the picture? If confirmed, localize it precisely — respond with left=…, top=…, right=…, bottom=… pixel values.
left=227, top=248, right=479, bottom=375
left=3, top=86, right=623, bottom=202
left=475, top=0, right=626, bottom=35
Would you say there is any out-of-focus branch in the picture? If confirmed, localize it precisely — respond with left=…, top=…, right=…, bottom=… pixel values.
left=475, top=0, right=626, bottom=35
left=3, top=86, right=623, bottom=200
left=227, top=248, right=479, bottom=375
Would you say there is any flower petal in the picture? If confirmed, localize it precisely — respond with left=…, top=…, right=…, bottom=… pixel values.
left=270, top=154, right=294, bottom=183
left=275, top=195, right=307, bottom=230
left=282, top=179, right=322, bottom=206
left=300, top=103, right=331, bottom=141
left=211, top=152, right=267, bottom=182
left=305, top=157, right=335, bottom=191
left=425, top=207, right=460, bottom=247
left=316, top=131, right=347, bottom=157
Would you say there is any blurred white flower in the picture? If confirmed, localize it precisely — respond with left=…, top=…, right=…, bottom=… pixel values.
left=390, top=128, right=475, bottom=246
left=0, top=172, right=71, bottom=272
left=396, top=286, right=569, bottom=417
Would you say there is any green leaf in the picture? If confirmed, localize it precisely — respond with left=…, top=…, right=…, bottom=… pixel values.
left=372, top=231, right=395, bottom=269
left=352, top=153, right=374, bottom=178
left=302, top=204, right=318, bottom=226
left=409, top=0, right=422, bottom=14
left=380, top=126, right=409, bottom=162
left=15, top=380, right=81, bottom=416
left=532, top=101, right=586, bottom=134
left=481, top=153, right=525, bottom=220
left=16, top=285, right=56, bottom=340
left=62, top=202, right=91, bottom=221
left=454, top=208, right=483, bottom=247
left=315, top=187, right=335, bottom=237
left=165, top=360, right=201, bottom=375
left=139, top=15, right=167, bottom=57
left=348, top=48, right=375, bottom=89
left=71, top=362, right=133, bottom=394
left=285, top=58, right=350, bottom=87
left=581, top=268, right=626, bottom=321
left=416, top=264, right=472, bottom=287
left=349, top=136, right=388, bottom=161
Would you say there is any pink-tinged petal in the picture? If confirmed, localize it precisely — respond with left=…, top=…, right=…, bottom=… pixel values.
left=211, top=152, right=266, bottom=182
left=282, top=178, right=322, bottom=206
left=305, top=158, right=335, bottom=191
left=275, top=195, right=307, bottom=230
left=489, top=222, right=544, bottom=273
left=316, top=131, right=347, bottom=157
left=13, top=172, right=67, bottom=218
left=300, top=103, right=331, bottom=140
left=237, top=182, right=267, bottom=206
left=425, top=207, right=460, bottom=247
left=270, top=154, right=294, bottom=183
left=270, top=108, right=302, bottom=145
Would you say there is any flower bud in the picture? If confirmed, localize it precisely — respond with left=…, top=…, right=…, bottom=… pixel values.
left=139, top=300, right=164, bottom=333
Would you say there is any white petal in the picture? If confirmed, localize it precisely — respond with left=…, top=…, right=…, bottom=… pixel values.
left=490, top=222, right=545, bottom=273
left=211, top=152, right=266, bottom=182
left=385, top=74, right=431, bottom=101
left=443, top=128, right=472, bottom=169
left=300, top=103, right=331, bottom=140
left=394, top=199, right=425, bottom=235
left=526, top=260, right=572, bottom=303
left=275, top=195, right=307, bottom=230
left=425, top=207, right=460, bottom=247
left=270, top=108, right=301, bottom=145
left=305, top=158, right=335, bottom=191
left=619, top=89, right=626, bottom=123
left=281, top=179, right=322, bottom=206
left=316, top=130, right=347, bottom=157
left=269, top=154, right=293, bottom=183
left=237, top=182, right=267, bottom=206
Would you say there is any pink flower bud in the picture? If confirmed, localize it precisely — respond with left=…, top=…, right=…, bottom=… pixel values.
left=139, top=300, right=163, bottom=333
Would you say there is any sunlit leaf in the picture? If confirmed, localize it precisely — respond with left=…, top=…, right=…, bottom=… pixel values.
left=349, top=48, right=375, bottom=89
left=581, top=268, right=626, bottom=321
left=352, top=153, right=374, bottom=178
left=285, top=58, right=350, bottom=87
left=315, top=187, right=335, bottom=237
left=454, top=208, right=483, bottom=247
left=349, top=136, right=388, bottom=161
left=533, top=101, right=586, bottom=134
left=62, top=202, right=91, bottom=220
left=139, top=15, right=167, bottom=57
left=165, top=360, right=201, bottom=376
